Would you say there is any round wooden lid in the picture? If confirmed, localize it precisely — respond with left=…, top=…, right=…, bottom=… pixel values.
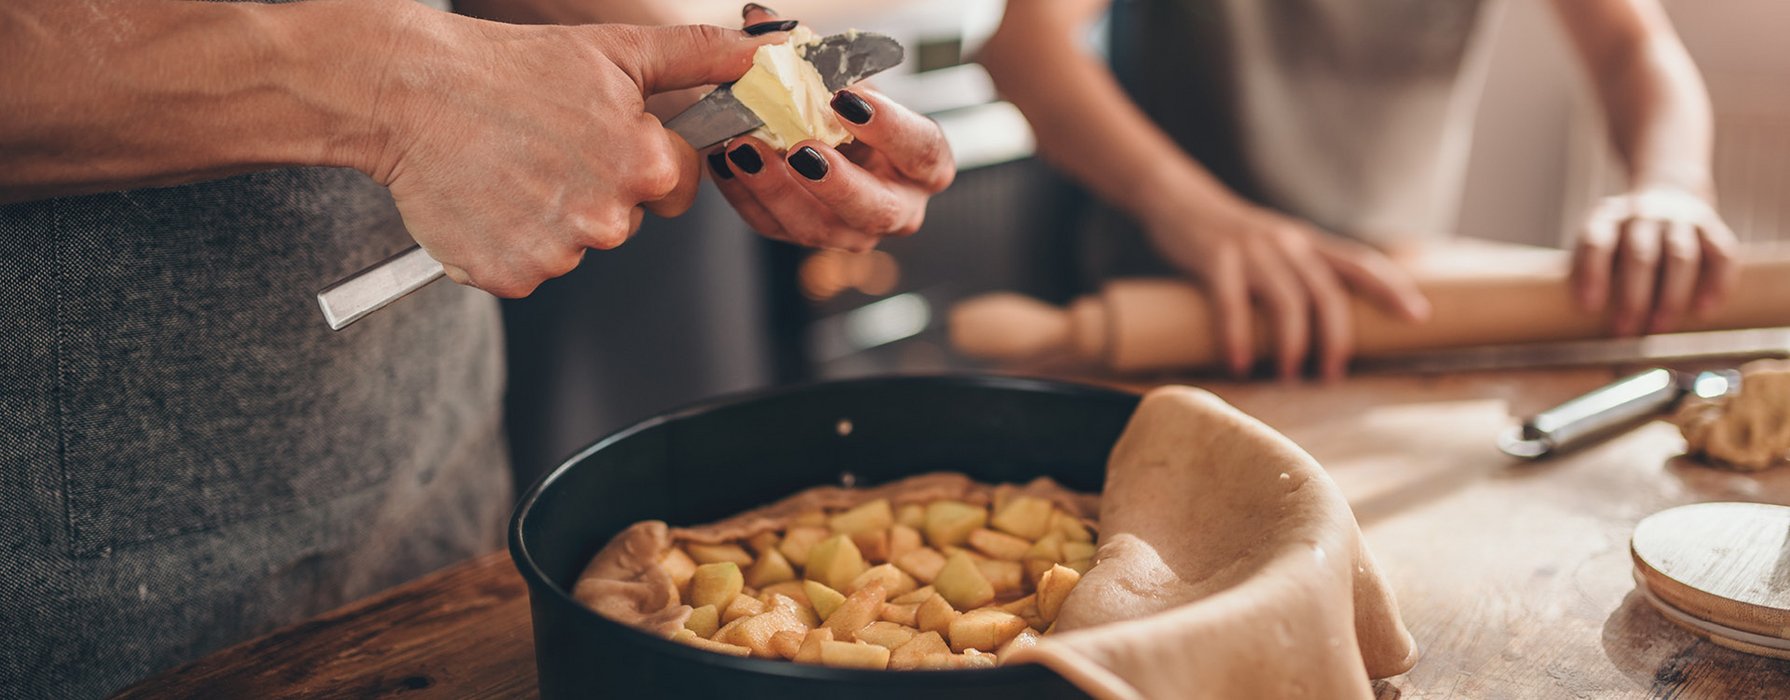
left=1631, top=502, right=1790, bottom=660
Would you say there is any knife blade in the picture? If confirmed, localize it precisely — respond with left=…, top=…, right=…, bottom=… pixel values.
left=316, top=31, right=905, bottom=331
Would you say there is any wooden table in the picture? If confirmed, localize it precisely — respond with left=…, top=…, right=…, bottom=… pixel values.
left=116, top=368, right=1790, bottom=699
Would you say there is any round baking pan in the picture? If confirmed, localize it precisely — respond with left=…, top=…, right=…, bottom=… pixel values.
left=510, top=374, right=1138, bottom=699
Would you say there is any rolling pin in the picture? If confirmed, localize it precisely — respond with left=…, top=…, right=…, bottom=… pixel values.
left=949, top=246, right=1790, bottom=373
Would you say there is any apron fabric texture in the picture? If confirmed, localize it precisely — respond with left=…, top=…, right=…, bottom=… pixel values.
left=1084, top=0, right=1500, bottom=282
left=0, top=166, right=511, bottom=698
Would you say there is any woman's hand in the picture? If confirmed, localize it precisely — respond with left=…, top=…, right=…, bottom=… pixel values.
left=1145, top=200, right=1431, bottom=380
left=1570, top=186, right=1737, bottom=335
left=703, top=5, right=955, bottom=252
left=367, top=7, right=784, bottom=297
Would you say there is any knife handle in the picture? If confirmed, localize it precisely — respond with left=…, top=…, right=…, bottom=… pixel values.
left=316, top=245, right=445, bottom=331
left=1499, top=368, right=1682, bottom=458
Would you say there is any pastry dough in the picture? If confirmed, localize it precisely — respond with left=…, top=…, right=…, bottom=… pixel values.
left=1674, top=360, right=1790, bottom=471
left=1009, top=387, right=1417, bottom=699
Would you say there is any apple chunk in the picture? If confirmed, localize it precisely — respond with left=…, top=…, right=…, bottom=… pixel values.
left=686, top=542, right=754, bottom=567
left=856, top=620, right=918, bottom=650
left=948, top=609, right=1029, bottom=653
left=967, top=528, right=1032, bottom=561
left=889, top=630, right=952, bottom=670
left=745, top=548, right=798, bottom=588
left=721, top=593, right=767, bottom=624
left=916, top=593, right=959, bottom=636
left=819, top=640, right=891, bottom=670
left=793, top=627, right=833, bottom=664
left=660, top=548, right=699, bottom=595
left=718, top=594, right=812, bottom=658
left=822, top=581, right=886, bottom=641
left=932, top=551, right=995, bottom=610
left=1036, top=563, right=1081, bottom=623
left=670, top=629, right=751, bottom=657
left=923, top=501, right=987, bottom=548
left=689, top=562, right=744, bottom=610
left=893, top=547, right=947, bottom=584
left=849, top=563, right=917, bottom=598
left=805, top=534, right=868, bottom=592
left=803, top=580, right=847, bottom=620
left=684, top=604, right=719, bottom=638
left=895, top=503, right=926, bottom=529
left=830, top=499, right=894, bottom=535
left=769, top=630, right=806, bottom=660
left=778, top=526, right=830, bottom=568
left=990, top=496, right=1054, bottom=540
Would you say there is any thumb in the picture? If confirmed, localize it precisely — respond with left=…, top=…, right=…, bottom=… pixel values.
left=600, top=24, right=781, bottom=95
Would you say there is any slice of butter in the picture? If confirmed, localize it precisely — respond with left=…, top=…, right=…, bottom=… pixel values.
left=733, top=27, right=852, bottom=151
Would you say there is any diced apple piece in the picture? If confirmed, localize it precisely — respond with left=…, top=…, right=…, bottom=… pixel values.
left=851, top=529, right=892, bottom=564
left=830, top=499, right=894, bottom=535
left=891, top=585, right=936, bottom=605
left=745, top=548, right=797, bottom=588
left=895, top=502, right=926, bottom=530
left=879, top=602, right=919, bottom=627
left=778, top=526, right=830, bottom=568
left=967, top=528, right=1032, bottom=561
left=996, top=629, right=1041, bottom=662
left=948, top=608, right=1029, bottom=653
left=1051, top=511, right=1094, bottom=543
left=923, top=501, right=987, bottom=548
left=792, top=510, right=828, bottom=527
left=889, top=630, right=952, bottom=670
left=661, top=547, right=699, bottom=594
left=804, top=580, right=847, bottom=621
left=819, top=640, right=891, bottom=670
left=893, top=547, right=947, bottom=584
left=793, top=627, right=833, bottom=664
left=940, top=545, right=986, bottom=561
left=856, top=620, right=918, bottom=650
left=770, top=630, right=806, bottom=660
left=684, top=604, right=720, bottom=638
left=805, top=534, right=867, bottom=592
left=1023, top=559, right=1056, bottom=583
left=1026, top=532, right=1066, bottom=563
left=849, top=563, right=917, bottom=598
left=974, top=559, right=1024, bottom=597
left=1036, top=563, right=1081, bottom=623
left=746, top=531, right=780, bottom=555
left=721, top=593, right=767, bottom=624
left=916, top=593, right=960, bottom=636
left=990, top=496, right=1054, bottom=540
left=760, top=581, right=811, bottom=608
left=690, top=562, right=744, bottom=610
left=1061, top=541, right=1097, bottom=562
left=719, top=594, right=812, bottom=658
left=822, top=582, right=886, bottom=641
left=686, top=542, right=754, bottom=567
left=670, top=629, right=751, bottom=657
left=999, top=594, right=1047, bottom=631
left=933, top=551, right=995, bottom=610
left=1065, top=559, right=1092, bottom=575
left=888, top=524, right=923, bottom=560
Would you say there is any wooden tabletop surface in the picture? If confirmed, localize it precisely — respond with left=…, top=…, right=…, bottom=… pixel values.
left=115, top=368, right=1790, bottom=699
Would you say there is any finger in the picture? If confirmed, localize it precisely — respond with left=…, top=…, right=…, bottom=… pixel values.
left=1694, top=219, right=1740, bottom=315
left=1248, top=251, right=1311, bottom=380
left=1571, top=211, right=1620, bottom=312
left=642, top=127, right=702, bottom=218
left=725, top=137, right=877, bottom=251
left=603, top=24, right=784, bottom=95
left=1611, top=217, right=1662, bottom=336
left=1647, top=221, right=1700, bottom=333
left=826, top=88, right=955, bottom=192
left=1315, top=238, right=1430, bottom=322
left=782, top=140, right=925, bottom=236
left=1205, top=245, right=1253, bottom=377
left=1287, top=252, right=1353, bottom=381
left=707, top=148, right=789, bottom=240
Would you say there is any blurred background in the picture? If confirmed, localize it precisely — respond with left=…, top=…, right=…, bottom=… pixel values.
left=500, top=0, right=1790, bottom=488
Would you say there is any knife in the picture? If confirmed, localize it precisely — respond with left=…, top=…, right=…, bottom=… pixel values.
left=315, top=31, right=905, bottom=331
left=1497, top=367, right=1741, bottom=459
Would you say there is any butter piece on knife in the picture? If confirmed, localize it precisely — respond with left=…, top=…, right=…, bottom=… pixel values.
left=732, top=27, right=852, bottom=151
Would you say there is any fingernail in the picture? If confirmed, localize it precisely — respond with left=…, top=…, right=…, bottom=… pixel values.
left=830, top=90, right=873, bottom=124
left=788, top=147, right=828, bottom=180
left=744, top=19, right=798, bottom=35
left=742, top=3, right=777, bottom=18
left=707, top=151, right=733, bottom=180
left=727, top=144, right=763, bottom=174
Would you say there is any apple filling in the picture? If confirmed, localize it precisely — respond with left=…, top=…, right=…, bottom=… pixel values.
left=579, top=475, right=1097, bottom=670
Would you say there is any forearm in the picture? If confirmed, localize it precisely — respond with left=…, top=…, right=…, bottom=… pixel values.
left=1554, top=0, right=1714, bottom=198
left=0, top=0, right=408, bottom=203
left=978, top=2, right=1243, bottom=225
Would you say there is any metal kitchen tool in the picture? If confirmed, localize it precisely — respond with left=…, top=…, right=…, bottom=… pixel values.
left=1498, top=367, right=1741, bottom=459
left=315, top=32, right=904, bottom=331
left=1357, top=327, right=1790, bottom=375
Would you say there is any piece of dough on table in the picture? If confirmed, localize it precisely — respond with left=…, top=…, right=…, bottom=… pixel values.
left=1010, top=386, right=1417, bottom=700
left=1674, top=359, right=1790, bottom=471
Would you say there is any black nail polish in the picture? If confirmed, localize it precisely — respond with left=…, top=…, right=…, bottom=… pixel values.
left=741, top=3, right=777, bottom=18
left=707, top=151, right=733, bottom=180
left=727, top=144, right=764, bottom=174
left=744, top=19, right=798, bottom=36
left=788, top=147, right=828, bottom=180
left=830, top=91, right=873, bottom=125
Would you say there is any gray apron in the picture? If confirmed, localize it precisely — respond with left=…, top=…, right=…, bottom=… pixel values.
left=0, top=166, right=511, bottom=697
left=1086, top=0, right=1498, bottom=283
